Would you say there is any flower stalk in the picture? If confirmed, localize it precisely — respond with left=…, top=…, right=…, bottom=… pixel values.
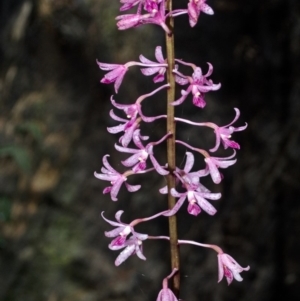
left=165, top=0, right=180, bottom=295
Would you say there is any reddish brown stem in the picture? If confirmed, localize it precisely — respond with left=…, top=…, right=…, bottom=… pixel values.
left=165, top=0, right=180, bottom=296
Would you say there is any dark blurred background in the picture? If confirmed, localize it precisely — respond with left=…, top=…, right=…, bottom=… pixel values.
left=0, top=0, right=299, bottom=300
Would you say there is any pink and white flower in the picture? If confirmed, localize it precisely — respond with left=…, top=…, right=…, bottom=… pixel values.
left=107, top=109, right=143, bottom=147
left=161, top=152, right=221, bottom=216
left=204, top=151, right=237, bottom=184
left=218, top=253, right=250, bottom=285
left=210, top=108, right=248, bottom=152
left=117, top=0, right=170, bottom=34
left=165, top=186, right=221, bottom=217
left=172, top=63, right=221, bottom=108
left=115, top=130, right=170, bottom=175
left=114, top=235, right=147, bottom=266
left=96, top=62, right=128, bottom=93
left=94, top=155, right=141, bottom=201
left=101, top=210, right=135, bottom=249
left=156, top=269, right=179, bottom=301
left=188, top=0, right=214, bottom=27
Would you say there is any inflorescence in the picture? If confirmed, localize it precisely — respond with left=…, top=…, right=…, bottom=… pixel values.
left=95, top=0, right=250, bottom=299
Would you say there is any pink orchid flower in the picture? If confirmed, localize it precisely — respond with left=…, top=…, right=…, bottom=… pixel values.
left=156, top=269, right=179, bottom=301
left=102, top=209, right=169, bottom=266
left=210, top=108, right=248, bottom=152
left=108, top=85, right=169, bottom=147
left=117, top=0, right=170, bottom=34
left=114, top=235, right=147, bottom=266
left=175, top=140, right=237, bottom=185
left=204, top=151, right=237, bottom=184
left=96, top=62, right=128, bottom=93
left=165, top=185, right=221, bottom=217
left=110, top=84, right=169, bottom=121
left=110, top=96, right=140, bottom=120
left=159, top=152, right=209, bottom=194
left=101, top=210, right=147, bottom=250
left=172, top=63, right=221, bottom=108
left=218, top=253, right=250, bottom=285
left=140, top=0, right=170, bottom=34
left=97, top=58, right=166, bottom=93
left=188, top=0, right=214, bottom=27
left=144, top=0, right=162, bottom=12
left=107, top=109, right=143, bottom=147
left=94, top=155, right=141, bottom=201
left=161, top=152, right=220, bottom=216
left=115, top=130, right=170, bottom=175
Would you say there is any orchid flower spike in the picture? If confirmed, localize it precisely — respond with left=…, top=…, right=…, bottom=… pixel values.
left=218, top=253, right=250, bottom=285
left=94, top=155, right=141, bottom=201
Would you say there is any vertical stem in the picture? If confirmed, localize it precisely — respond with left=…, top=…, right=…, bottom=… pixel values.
left=165, top=0, right=180, bottom=296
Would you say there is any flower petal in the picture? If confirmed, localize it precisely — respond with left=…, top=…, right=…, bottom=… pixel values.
left=94, top=171, right=117, bottom=182
left=125, top=182, right=141, bottom=192
left=194, top=194, right=217, bottom=216
left=110, top=109, right=127, bottom=122
left=107, top=124, right=125, bottom=134
left=217, top=254, right=225, bottom=283
left=155, top=46, right=164, bottom=62
left=139, top=54, right=155, bottom=64
left=140, top=67, right=160, bottom=76
left=202, top=3, right=214, bottom=15
left=115, top=143, right=138, bottom=154
left=110, top=177, right=125, bottom=201
left=105, top=226, right=124, bottom=238
left=205, top=158, right=222, bottom=184
left=135, top=245, right=146, bottom=260
left=150, top=155, right=169, bottom=175
left=115, top=245, right=135, bottom=266
left=164, top=195, right=186, bottom=216
left=101, top=211, right=123, bottom=227
left=184, top=152, right=195, bottom=173
left=159, top=185, right=168, bottom=194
